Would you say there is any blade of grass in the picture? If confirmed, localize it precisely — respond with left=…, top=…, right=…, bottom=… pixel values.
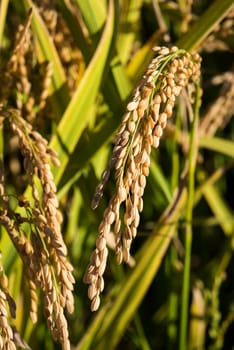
left=149, top=160, right=173, bottom=204
left=77, top=305, right=109, bottom=350
left=199, top=136, right=234, bottom=158
left=176, top=0, right=234, bottom=51
left=49, top=0, right=115, bottom=186
left=57, top=116, right=119, bottom=196
left=133, top=313, right=151, bottom=350
left=74, top=0, right=143, bottom=103
left=195, top=160, right=234, bottom=206
left=117, top=0, right=143, bottom=64
left=59, top=0, right=133, bottom=107
left=55, top=44, right=132, bottom=195
left=202, top=184, right=234, bottom=235
left=57, top=0, right=92, bottom=56
left=66, top=186, right=82, bottom=245
left=75, top=0, right=106, bottom=36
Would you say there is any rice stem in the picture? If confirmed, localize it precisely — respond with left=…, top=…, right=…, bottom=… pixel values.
left=179, top=79, right=201, bottom=350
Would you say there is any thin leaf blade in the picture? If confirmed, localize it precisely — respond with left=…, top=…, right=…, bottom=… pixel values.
left=50, top=0, right=115, bottom=185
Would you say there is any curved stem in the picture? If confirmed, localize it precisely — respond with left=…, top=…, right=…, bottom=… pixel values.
left=179, top=79, right=201, bottom=350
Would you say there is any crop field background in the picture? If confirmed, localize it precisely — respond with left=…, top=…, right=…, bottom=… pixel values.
left=0, top=0, right=234, bottom=349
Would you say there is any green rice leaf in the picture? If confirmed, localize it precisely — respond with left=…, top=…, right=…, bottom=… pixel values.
left=202, top=184, right=234, bottom=235
left=177, top=0, right=234, bottom=51
left=199, top=136, right=234, bottom=158
left=75, top=0, right=106, bottom=36
left=117, top=0, right=143, bottom=64
left=50, top=0, right=115, bottom=185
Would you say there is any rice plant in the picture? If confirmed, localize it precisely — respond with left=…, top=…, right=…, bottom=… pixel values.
left=0, top=1, right=234, bottom=349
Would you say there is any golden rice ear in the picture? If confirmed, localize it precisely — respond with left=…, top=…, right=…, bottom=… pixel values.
left=0, top=107, right=74, bottom=350
left=0, top=5, right=77, bottom=348
left=2, top=9, right=33, bottom=112
left=84, top=46, right=201, bottom=311
left=1, top=8, right=54, bottom=123
left=0, top=252, right=33, bottom=349
left=0, top=259, right=17, bottom=350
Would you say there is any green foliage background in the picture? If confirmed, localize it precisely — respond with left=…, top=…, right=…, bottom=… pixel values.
left=0, top=0, right=234, bottom=349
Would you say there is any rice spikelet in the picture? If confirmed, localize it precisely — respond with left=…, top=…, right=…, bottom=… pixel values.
left=84, top=46, right=201, bottom=311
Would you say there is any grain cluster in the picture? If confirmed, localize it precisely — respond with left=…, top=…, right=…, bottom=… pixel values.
left=0, top=11, right=74, bottom=350
left=0, top=108, right=74, bottom=350
left=0, top=257, right=17, bottom=350
left=84, top=46, right=201, bottom=311
left=2, top=9, right=52, bottom=123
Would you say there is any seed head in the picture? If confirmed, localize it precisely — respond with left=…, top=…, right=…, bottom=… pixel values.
left=85, top=46, right=201, bottom=310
